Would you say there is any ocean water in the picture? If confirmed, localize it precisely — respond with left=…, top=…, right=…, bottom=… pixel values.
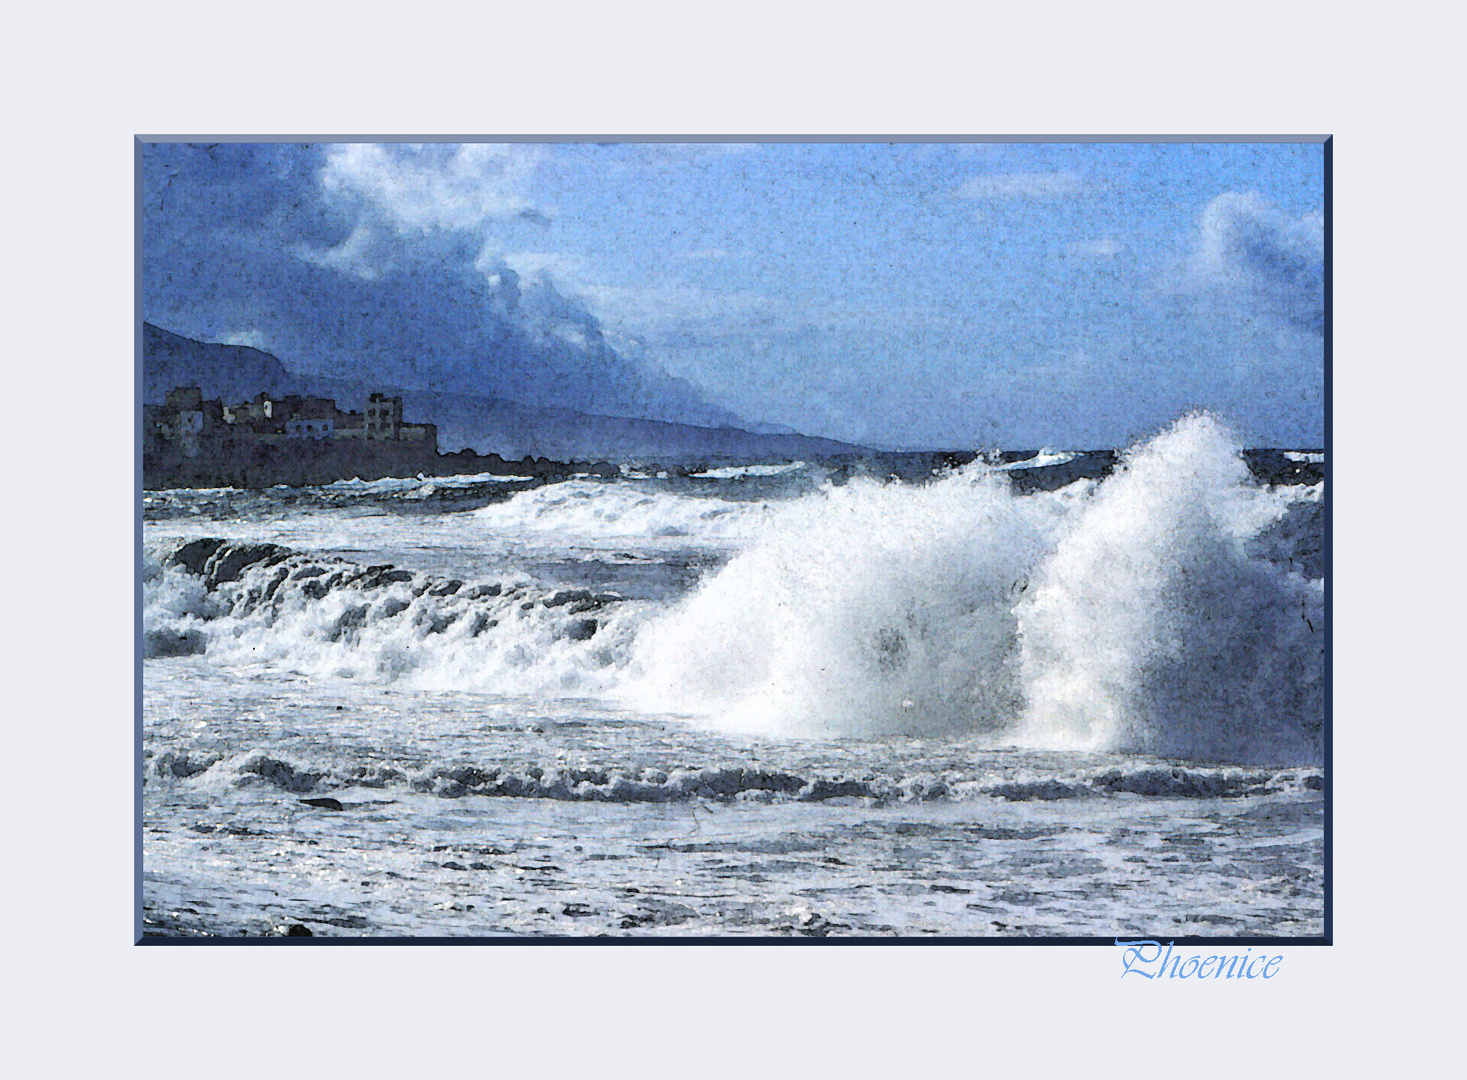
left=140, top=414, right=1326, bottom=937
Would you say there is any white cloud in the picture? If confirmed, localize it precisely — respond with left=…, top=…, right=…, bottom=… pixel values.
left=212, top=329, right=270, bottom=350
left=1069, top=237, right=1122, bottom=258
left=293, top=222, right=387, bottom=280
left=318, top=143, right=541, bottom=234
left=1189, top=191, right=1322, bottom=287
left=1181, top=191, right=1324, bottom=334
left=492, top=249, right=593, bottom=286
left=956, top=172, right=1087, bottom=200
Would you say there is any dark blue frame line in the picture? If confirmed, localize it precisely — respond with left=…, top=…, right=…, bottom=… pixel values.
left=138, top=933, right=1325, bottom=946
left=1321, top=135, right=1333, bottom=946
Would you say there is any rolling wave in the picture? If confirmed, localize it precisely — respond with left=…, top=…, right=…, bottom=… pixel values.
left=145, top=746, right=1322, bottom=804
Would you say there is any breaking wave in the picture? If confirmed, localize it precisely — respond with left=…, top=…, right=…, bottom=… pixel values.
left=626, top=413, right=1323, bottom=762
left=144, top=746, right=1322, bottom=804
left=624, top=465, right=1060, bottom=736
left=144, top=414, right=1325, bottom=764
left=142, top=537, right=643, bottom=695
left=1017, top=417, right=1324, bottom=763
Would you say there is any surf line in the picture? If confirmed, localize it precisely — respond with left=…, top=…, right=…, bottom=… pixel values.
left=1116, top=939, right=1282, bottom=980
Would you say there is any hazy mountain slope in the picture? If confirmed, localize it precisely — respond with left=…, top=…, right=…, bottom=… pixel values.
left=141, top=324, right=863, bottom=462
left=143, top=323, right=301, bottom=403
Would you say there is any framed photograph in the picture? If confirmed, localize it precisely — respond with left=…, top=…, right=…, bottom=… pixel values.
left=138, top=139, right=1326, bottom=942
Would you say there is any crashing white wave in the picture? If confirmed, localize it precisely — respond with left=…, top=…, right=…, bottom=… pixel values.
left=626, top=413, right=1323, bottom=761
left=1016, top=414, right=1322, bottom=763
left=623, top=465, right=1061, bottom=737
left=144, top=413, right=1325, bottom=764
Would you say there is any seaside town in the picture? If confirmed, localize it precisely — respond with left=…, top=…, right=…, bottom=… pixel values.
left=141, top=386, right=614, bottom=488
left=145, top=387, right=437, bottom=458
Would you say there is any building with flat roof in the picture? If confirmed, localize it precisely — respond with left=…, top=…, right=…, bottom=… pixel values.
left=366, top=393, right=403, bottom=440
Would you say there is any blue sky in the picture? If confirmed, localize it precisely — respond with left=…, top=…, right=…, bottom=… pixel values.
left=142, top=140, right=1324, bottom=448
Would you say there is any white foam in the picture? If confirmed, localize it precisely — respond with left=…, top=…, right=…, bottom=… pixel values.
left=1272, top=481, right=1326, bottom=504
left=144, top=544, right=648, bottom=696
left=472, top=481, right=777, bottom=545
left=321, top=472, right=534, bottom=494
left=993, top=450, right=1078, bottom=471
left=692, top=461, right=807, bottom=479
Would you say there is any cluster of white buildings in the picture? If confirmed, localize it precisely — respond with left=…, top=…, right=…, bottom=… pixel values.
left=146, top=388, right=436, bottom=457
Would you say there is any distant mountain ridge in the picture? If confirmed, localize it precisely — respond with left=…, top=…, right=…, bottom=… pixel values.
left=141, top=323, right=864, bottom=463
left=143, top=323, right=296, bottom=404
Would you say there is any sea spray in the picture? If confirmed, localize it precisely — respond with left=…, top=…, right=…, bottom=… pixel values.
left=1016, top=414, right=1323, bottom=763
left=628, top=413, right=1323, bottom=760
left=623, top=466, right=1060, bottom=736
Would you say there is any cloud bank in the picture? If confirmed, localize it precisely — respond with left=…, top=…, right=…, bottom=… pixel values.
left=141, top=143, right=739, bottom=428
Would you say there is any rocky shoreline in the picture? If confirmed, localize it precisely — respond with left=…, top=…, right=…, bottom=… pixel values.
left=143, top=442, right=619, bottom=490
